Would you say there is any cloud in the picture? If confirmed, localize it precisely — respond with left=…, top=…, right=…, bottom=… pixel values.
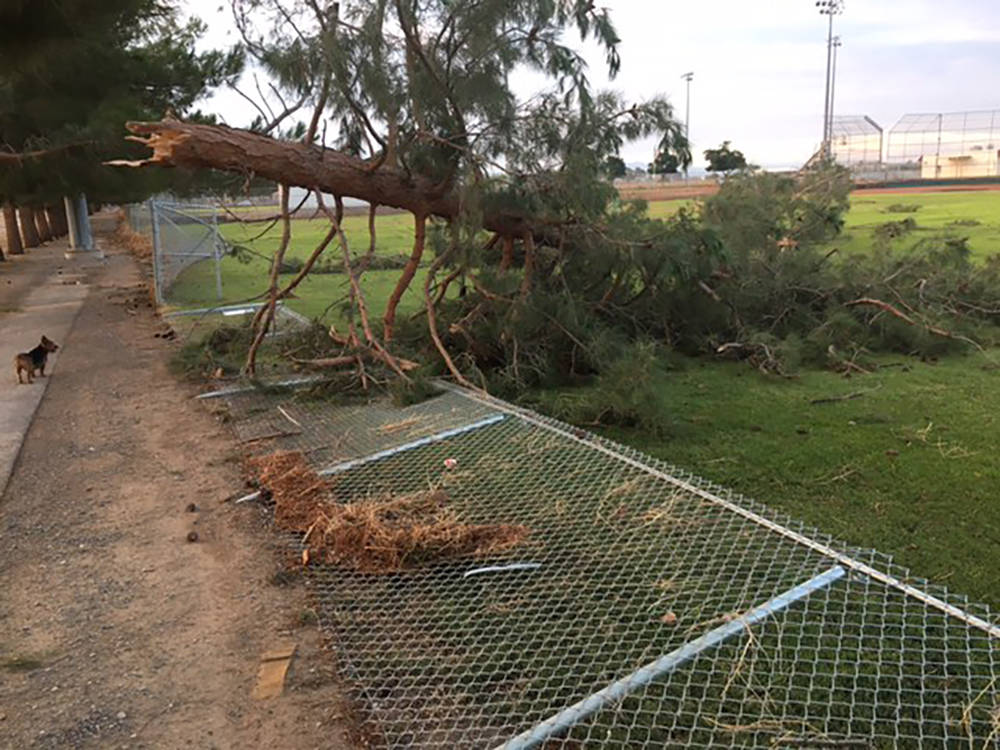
left=181, top=0, right=1000, bottom=170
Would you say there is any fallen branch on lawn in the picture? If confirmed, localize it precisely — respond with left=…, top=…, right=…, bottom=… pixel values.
left=292, top=354, right=419, bottom=371
left=844, top=297, right=983, bottom=350
left=810, top=385, right=881, bottom=405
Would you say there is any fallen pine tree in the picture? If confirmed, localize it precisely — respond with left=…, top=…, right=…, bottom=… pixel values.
left=119, top=1, right=1000, bottom=398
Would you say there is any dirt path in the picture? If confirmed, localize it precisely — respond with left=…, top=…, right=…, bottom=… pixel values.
left=0, top=237, right=355, bottom=749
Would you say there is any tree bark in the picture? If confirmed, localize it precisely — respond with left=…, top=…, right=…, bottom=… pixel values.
left=500, top=235, right=514, bottom=271
left=46, top=204, right=66, bottom=237
left=3, top=204, right=24, bottom=255
left=34, top=207, right=52, bottom=242
left=111, top=120, right=534, bottom=237
left=383, top=213, right=425, bottom=341
left=19, top=206, right=40, bottom=248
left=520, top=233, right=536, bottom=297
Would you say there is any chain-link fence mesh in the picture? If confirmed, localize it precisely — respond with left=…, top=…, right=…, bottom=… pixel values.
left=831, top=115, right=884, bottom=167
left=207, top=382, right=1000, bottom=749
left=126, top=199, right=224, bottom=305
left=887, top=110, right=1000, bottom=180
left=126, top=199, right=309, bottom=336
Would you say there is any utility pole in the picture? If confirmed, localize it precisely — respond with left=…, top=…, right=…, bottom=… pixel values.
left=816, top=1, right=844, bottom=158
left=681, top=71, right=693, bottom=179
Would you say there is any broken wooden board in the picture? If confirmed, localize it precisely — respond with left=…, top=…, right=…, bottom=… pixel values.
left=251, top=643, right=297, bottom=700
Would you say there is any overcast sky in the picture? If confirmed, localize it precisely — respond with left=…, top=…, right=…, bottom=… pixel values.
left=187, top=0, right=1000, bottom=170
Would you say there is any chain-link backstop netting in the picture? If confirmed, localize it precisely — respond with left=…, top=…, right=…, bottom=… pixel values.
left=831, top=115, right=884, bottom=167
left=887, top=111, right=1000, bottom=180
left=207, top=382, right=1000, bottom=748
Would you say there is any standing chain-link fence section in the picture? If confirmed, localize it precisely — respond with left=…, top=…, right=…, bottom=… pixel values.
left=831, top=115, right=884, bottom=167
left=887, top=110, right=1000, bottom=180
left=126, top=198, right=225, bottom=306
left=127, top=199, right=309, bottom=336
left=208, top=383, right=1000, bottom=748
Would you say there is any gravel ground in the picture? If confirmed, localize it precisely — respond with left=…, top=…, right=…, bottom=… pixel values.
left=0, top=234, right=357, bottom=749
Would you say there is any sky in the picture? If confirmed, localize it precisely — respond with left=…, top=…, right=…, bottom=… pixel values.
left=186, top=0, right=1000, bottom=170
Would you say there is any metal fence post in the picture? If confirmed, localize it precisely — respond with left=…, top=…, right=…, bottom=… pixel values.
left=149, top=200, right=163, bottom=305
left=212, top=207, right=224, bottom=301
left=63, top=196, right=80, bottom=250
left=75, top=193, right=94, bottom=251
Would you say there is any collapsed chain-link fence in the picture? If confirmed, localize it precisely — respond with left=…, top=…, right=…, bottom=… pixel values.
left=206, top=382, right=1000, bottom=748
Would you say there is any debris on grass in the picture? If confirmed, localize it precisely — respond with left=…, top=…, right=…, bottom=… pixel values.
left=247, top=450, right=529, bottom=573
left=303, top=489, right=529, bottom=573
left=378, top=417, right=420, bottom=434
left=247, top=451, right=332, bottom=532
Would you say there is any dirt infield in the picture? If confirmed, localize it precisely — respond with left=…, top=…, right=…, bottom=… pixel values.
left=0, top=236, right=355, bottom=749
left=616, top=181, right=720, bottom=202
left=853, top=182, right=1000, bottom=195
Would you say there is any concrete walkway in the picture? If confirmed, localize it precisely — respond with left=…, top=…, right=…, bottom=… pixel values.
left=0, top=239, right=100, bottom=494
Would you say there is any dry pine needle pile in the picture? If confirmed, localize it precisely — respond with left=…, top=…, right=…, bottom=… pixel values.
left=247, top=451, right=528, bottom=573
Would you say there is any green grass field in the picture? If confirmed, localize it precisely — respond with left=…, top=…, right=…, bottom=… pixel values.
left=169, top=190, right=1000, bottom=607
left=532, top=352, right=1000, bottom=607
left=170, top=212, right=425, bottom=321
left=837, top=190, right=1000, bottom=258
left=640, top=189, right=1000, bottom=258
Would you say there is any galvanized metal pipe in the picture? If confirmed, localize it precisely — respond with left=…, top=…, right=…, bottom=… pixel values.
left=498, top=566, right=847, bottom=750
left=318, top=414, right=505, bottom=476
left=195, top=375, right=326, bottom=400
left=232, top=413, right=505, bottom=504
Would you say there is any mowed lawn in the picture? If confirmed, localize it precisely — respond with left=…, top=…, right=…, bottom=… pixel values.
left=640, top=189, right=1000, bottom=258
left=168, top=190, right=1000, bottom=607
left=533, top=353, right=1000, bottom=608
left=837, top=190, right=1000, bottom=258
left=169, top=211, right=425, bottom=321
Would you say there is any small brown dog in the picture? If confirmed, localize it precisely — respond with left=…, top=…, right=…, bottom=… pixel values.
left=14, top=335, right=59, bottom=384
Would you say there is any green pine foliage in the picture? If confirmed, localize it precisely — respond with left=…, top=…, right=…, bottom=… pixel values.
left=0, top=1, right=243, bottom=205
left=175, top=3, right=1000, bottom=390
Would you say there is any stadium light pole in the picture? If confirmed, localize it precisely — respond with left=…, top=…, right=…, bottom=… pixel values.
left=828, top=36, right=842, bottom=148
left=816, top=0, right=844, bottom=158
left=681, top=71, right=693, bottom=180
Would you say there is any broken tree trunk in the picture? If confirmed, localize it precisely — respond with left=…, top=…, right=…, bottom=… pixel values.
left=110, top=120, right=536, bottom=237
